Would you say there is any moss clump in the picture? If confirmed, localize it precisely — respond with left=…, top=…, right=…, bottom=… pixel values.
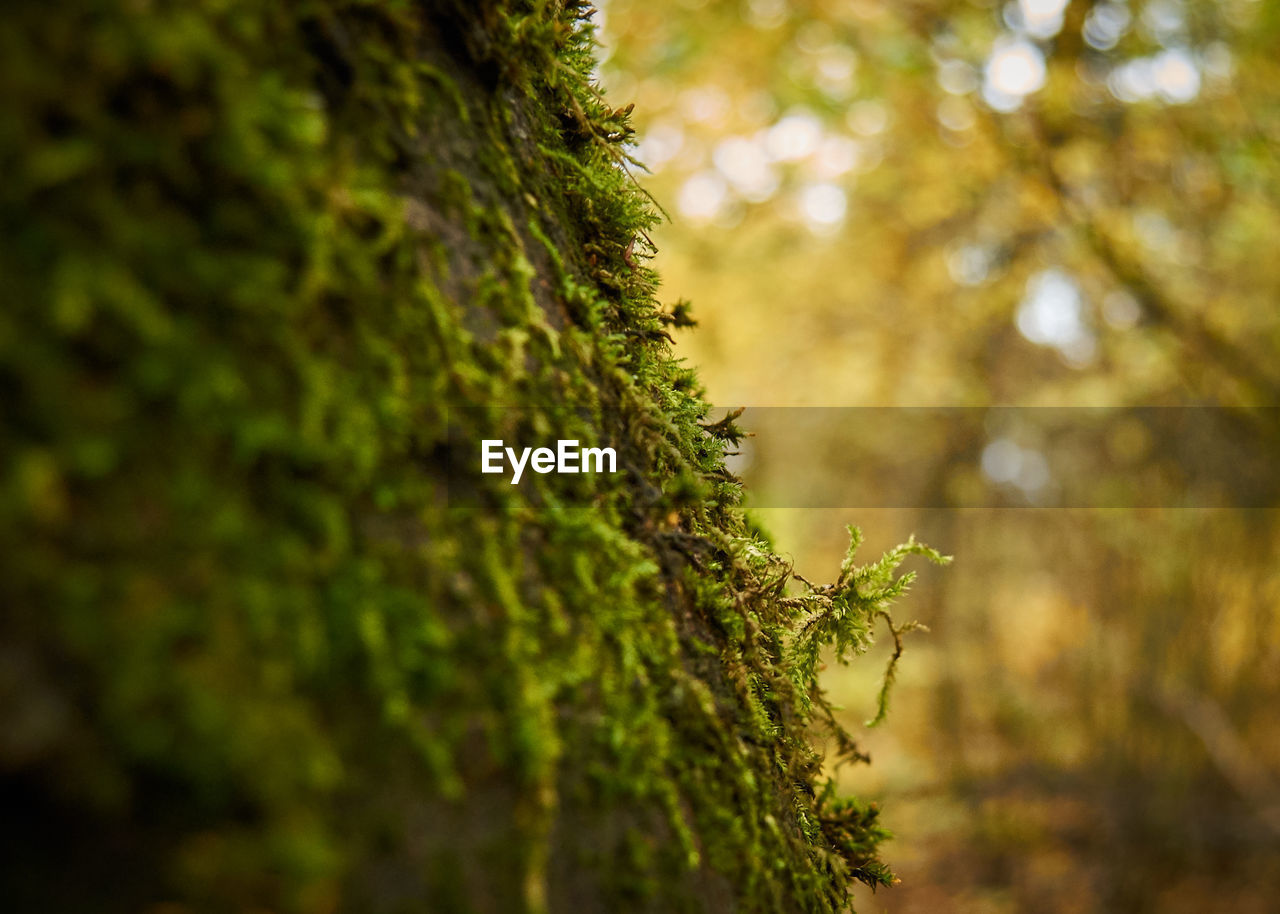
left=0, top=2, right=945, bottom=911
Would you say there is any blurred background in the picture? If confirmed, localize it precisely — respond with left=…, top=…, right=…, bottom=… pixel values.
left=594, top=1, right=1280, bottom=911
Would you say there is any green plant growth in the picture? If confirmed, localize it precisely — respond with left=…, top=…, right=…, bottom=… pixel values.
left=0, top=2, right=944, bottom=911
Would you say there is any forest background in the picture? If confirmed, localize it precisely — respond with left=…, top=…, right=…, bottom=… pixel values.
left=596, top=0, right=1280, bottom=911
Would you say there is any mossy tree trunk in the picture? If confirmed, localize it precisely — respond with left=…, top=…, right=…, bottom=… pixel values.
left=1, top=3, right=937, bottom=912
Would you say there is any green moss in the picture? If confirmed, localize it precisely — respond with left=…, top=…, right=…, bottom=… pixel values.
left=0, top=2, right=944, bottom=912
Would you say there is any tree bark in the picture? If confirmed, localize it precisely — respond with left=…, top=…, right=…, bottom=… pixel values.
left=0, top=3, right=896, bottom=911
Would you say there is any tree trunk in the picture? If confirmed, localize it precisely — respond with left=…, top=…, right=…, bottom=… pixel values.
left=0, top=2, right=901, bottom=911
